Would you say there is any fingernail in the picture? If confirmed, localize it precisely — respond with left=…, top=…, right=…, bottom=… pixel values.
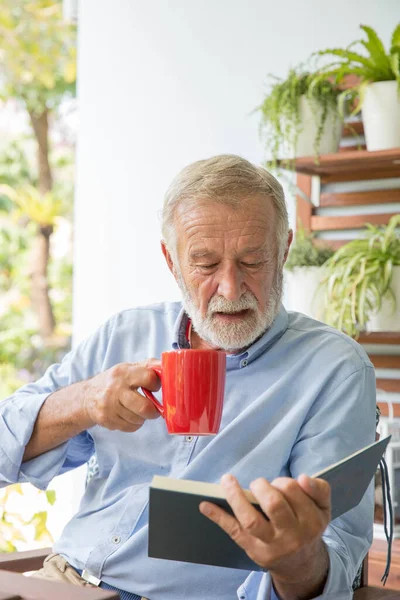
left=221, top=474, right=235, bottom=488
left=303, top=475, right=316, bottom=489
left=200, top=502, right=212, bottom=516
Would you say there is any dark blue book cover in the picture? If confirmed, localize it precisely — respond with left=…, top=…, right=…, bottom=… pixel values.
left=148, top=436, right=390, bottom=570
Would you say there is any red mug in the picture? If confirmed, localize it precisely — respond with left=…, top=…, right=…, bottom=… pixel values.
left=141, top=349, right=226, bottom=435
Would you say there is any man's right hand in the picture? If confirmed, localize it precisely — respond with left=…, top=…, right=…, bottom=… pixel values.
left=82, top=360, right=162, bottom=432
left=23, top=359, right=162, bottom=462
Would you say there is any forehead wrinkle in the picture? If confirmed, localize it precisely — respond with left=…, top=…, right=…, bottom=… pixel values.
left=182, top=222, right=272, bottom=241
left=175, top=202, right=277, bottom=261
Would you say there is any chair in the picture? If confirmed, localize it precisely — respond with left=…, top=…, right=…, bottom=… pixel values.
left=1, top=548, right=399, bottom=599
left=0, top=548, right=119, bottom=600
left=353, top=555, right=400, bottom=598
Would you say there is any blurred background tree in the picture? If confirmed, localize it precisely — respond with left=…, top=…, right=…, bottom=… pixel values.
left=0, top=0, right=76, bottom=551
left=0, top=0, right=76, bottom=342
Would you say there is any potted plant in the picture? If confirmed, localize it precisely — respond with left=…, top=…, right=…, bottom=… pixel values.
left=317, top=23, right=400, bottom=151
left=258, top=68, right=342, bottom=167
left=284, top=227, right=334, bottom=319
left=321, top=215, right=400, bottom=337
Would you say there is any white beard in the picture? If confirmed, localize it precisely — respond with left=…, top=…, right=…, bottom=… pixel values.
left=176, top=269, right=283, bottom=352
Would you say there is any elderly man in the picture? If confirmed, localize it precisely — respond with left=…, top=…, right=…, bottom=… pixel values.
left=0, top=155, right=375, bottom=600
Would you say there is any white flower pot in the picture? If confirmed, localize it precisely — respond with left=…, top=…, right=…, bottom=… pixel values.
left=362, top=81, right=400, bottom=151
left=284, top=266, right=326, bottom=320
left=366, top=266, right=400, bottom=332
left=282, top=96, right=342, bottom=158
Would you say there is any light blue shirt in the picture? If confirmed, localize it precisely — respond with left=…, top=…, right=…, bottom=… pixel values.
left=0, top=303, right=376, bottom=600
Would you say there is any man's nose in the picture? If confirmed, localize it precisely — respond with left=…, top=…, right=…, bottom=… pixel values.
left=216, top=264, right=244, bottom=302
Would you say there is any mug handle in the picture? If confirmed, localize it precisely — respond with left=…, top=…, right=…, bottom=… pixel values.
left=141, top=366, right=164, bottom=418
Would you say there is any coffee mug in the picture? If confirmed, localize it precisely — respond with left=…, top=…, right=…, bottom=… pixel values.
left=141, top=349, right=226, bottom=435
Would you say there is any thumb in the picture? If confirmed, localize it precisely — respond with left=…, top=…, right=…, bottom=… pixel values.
left=297, top=474, right=331, bottom=512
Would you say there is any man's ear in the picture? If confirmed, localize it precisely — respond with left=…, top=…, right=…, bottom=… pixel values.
left=161, top=241, right=177, bottom=279
left=282, top=229, right=294, bottom=265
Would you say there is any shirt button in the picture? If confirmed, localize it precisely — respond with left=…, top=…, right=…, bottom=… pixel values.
left=111, top=535, right=121, bottom=544
left=241, top=359, right=248, bottom=367
left=185, top=436, right=194, bottom=442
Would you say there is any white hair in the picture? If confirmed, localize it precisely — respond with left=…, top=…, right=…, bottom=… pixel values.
left=161, top=154, right=289, bottom=265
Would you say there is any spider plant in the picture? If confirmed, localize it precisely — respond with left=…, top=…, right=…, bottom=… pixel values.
left=321, top=215, right=400, bottom=337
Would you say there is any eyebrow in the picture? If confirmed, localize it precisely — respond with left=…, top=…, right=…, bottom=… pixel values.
left=189, top=247, right=269, bottom=260
left=189, top=251, right=218, bottom=260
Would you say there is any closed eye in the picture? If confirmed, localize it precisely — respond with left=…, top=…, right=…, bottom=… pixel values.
left=242, top=262, right=262, bottom=268
left=198, top=264, right=218, bottom=270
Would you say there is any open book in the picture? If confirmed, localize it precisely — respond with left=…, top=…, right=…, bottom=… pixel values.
left=148, top=436, right=390, bottom=571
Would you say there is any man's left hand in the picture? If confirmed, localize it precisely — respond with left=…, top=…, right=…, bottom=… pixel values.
left=199, top=474, right=331, bottom=586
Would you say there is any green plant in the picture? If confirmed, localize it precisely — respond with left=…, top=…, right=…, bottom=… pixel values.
left=0, top=0, right=76, bottom=340
left=0, top=483, right=56, bottom=552
left=259, top=68, right=340, bottom=167
left=321, top=215, right=400, bottom=337
left=285, top=226, right=334, bottom=271
left=316, top=23, right=400, bottom=116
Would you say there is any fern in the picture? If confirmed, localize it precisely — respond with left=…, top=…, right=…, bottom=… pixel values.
left=316, top=23, right=400, bottom=117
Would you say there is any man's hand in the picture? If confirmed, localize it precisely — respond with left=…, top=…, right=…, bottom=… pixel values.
left=82, top=359, right=162, bottom=432
left=200, top=474, right=331, bottom=599
left=23, top=359, right=162, bottom=462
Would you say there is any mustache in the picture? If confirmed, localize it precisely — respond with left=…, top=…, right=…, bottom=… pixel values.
left=207, top=293, right=258, bottom=315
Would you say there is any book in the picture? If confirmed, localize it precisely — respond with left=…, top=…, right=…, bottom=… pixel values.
left=148, top=435, right=391, bottom=571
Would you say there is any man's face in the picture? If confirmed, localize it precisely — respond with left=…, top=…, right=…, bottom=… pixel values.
left=169, top=196, right=286, bottom=352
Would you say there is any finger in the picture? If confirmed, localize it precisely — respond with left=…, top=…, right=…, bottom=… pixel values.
left=116, top=402, right=146, bottom=426
left=112, top=362, right=162, bottom=391
left=297, top=475, right=331, bottom=512
left=220, top=474, right=273, bottom=539
left=270, top=477, right=331, bottom=537
left=199, top=501, right=253, bottom=551
left=131, top=365, right=162, bottom=391
left=119, top=389, right=161, bottom=420
left=103, top=414, right=143, bottom=433
left=267, top=477, right=324, bottom=525
left=249, top=477, right=297, bottom=531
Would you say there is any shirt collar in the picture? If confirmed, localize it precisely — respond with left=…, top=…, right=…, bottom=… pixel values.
left=171, top=304, right=289, bottom=369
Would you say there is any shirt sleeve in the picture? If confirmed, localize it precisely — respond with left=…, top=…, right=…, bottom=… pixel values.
left=0, top=316, right=116, bottom=491
left=237, top=364, right=376, bottom=600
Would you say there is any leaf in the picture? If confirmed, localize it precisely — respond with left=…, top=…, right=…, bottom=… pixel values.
left=383, top=260, right=393, bottom=292
left=358, top=277, right=368, bottom=326
left=28, top=511, right=53, bottom=542
left=11, top=483, right=23, bottom=495
left=391, top=23, right=400, bottom=50
left=46, top=489, right=56, bottom=505
left=64, top=61, right=76, bottom=84
left=390, top=51, right=400, bottom=83
left=0, top=540, right=17, bottom=552
left=38, top=71, right=55, bottom=89
left=318, top=47, right=374, bottom=69
left=360, top=25, right=392, bottom=78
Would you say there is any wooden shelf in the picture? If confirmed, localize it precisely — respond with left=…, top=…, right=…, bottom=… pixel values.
left=369, top=356, right=400, bottom=370
left=280, top=148, right=400, bottom=182
left=369, top=537, right=400, bottom=590
left=320, top=189, right=400, bottom=208
left=358, top=333, right=400, bottom=345
left=376, top=379, right=400, bottom=394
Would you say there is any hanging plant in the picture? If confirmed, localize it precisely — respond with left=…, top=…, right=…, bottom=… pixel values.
left=258, top=68, right=341, bottom=168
